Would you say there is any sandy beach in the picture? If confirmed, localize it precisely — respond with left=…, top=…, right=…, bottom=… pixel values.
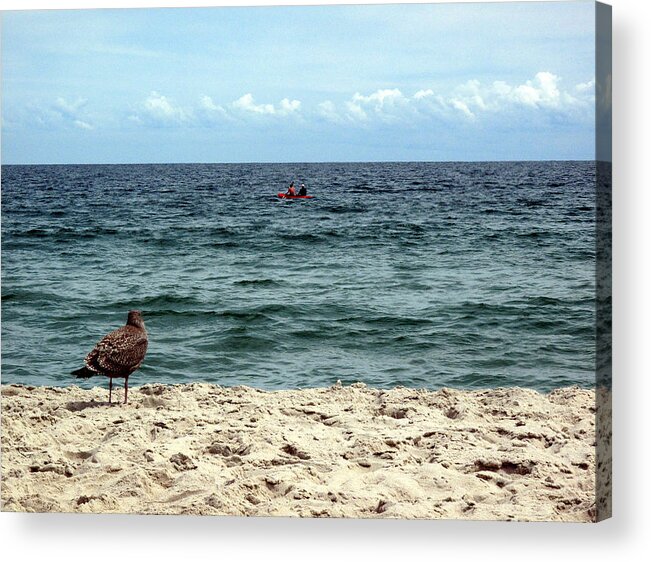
left=1, top=382, right=603, bottom=521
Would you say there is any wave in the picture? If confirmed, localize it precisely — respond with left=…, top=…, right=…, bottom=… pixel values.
left=323, top=205, right=368, bottom=214
left=1, top=288, right=74, bottom=304
left=233, top=278, right=280, bottom=287
left=9, top=226, right=122, bottom=240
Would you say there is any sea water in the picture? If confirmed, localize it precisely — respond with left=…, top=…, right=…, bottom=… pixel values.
left=1, top=161, right=597, bottom=391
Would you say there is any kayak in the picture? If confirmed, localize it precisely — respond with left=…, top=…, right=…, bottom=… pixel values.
left=277, top=193, right=314, bottom=199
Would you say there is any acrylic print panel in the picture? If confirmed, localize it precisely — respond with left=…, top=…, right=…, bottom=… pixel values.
left=0, top=1, right=611, bottom=521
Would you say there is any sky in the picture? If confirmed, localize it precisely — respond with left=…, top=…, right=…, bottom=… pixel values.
left=1, top=1, right=598, bottom=164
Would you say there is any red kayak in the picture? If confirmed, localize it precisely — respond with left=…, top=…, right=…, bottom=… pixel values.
left=278, top=193, right=314, bottom=199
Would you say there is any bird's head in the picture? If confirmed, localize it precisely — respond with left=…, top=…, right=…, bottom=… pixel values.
left=127, top=310, right=146, bottom=330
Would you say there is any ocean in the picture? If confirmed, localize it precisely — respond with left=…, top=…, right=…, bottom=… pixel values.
left=1, top=161, right=597, bottom=392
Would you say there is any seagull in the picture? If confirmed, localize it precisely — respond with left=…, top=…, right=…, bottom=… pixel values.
left=71, top=310, right=148, bottom=404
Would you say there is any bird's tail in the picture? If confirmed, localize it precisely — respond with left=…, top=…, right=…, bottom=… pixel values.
left=71, top=366, right=95, bottom=378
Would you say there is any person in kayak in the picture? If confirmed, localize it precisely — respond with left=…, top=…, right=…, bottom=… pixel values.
left=298, top=183, right=307, bottom=196
left=286, top=182, right=297, bottom=196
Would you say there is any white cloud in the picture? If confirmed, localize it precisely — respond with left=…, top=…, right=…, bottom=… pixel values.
left=278, top=98, right=301, bottom=115
left=121, top=72, right=593, bottom=132
left=200, top=95, right=222, bottom=112
left=232, top=93, right=276, bottom=115
left=492, top=81, right=512, bottom=97
left=73, top=119, right=93, bottom=130
left=128, top=91, right=198, bottom=127
left=320, top=72, right=595, bottom=127
left=511, top=72, right=562, bottom=108
left=450, top=99, right=475, bottom=119
left=343, top=89, right=412, bottom=124
left=454, top=80, right=487, bottom=111
left=128, top=92, right=303, bottom=128
left=414, top=89, right=434, bottom=100
left=16, top=96, right=95, bottom=131
left=141, top=91, right=192, bottom=124
left=198, top=95, right=230, bottom=124
left=352, top=88, right=404, bottom=107
left=317, top=100, right=344, bottom=124
left=345, top=99, right=368, bottom=121
left=230, top=94, right=302, bottom=118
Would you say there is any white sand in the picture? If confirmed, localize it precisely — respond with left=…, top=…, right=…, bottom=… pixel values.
left=1, top=382, right=601, bottom=521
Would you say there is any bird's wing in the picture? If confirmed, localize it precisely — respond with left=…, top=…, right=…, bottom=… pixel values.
left=85, top=328, right=148, bottom=374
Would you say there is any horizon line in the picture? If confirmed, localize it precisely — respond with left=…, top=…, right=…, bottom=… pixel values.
left=1, top=158, right=599, bottom=167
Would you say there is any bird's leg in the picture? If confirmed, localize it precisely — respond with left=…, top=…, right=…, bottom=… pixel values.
left=124, top=377, right=129, bottom=405
left=109, top=378, right=113, bottom=404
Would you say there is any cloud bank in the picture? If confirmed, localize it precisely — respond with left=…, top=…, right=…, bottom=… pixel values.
left=126, top=72, right=594, bottom=131
left=7, top=96, right=95, bottom=131
left=8, top=72, right=594, bottom=134
left=128, top=92, right=302, bottom=127
left=318, top=72, right=594, bottom=126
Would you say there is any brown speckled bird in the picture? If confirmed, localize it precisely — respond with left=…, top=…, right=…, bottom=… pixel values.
left=71, top=310, right=148, bottom=404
